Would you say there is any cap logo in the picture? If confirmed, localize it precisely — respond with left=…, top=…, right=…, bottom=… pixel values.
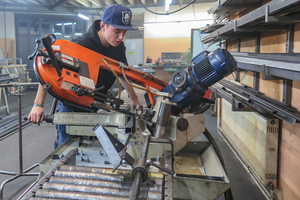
left=122, top=11, right=131, bottom=25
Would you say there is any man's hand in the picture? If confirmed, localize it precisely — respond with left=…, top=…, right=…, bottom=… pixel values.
left=28, top=106, right=44, bottom=126
left=131, top=96, right=143, bottom=112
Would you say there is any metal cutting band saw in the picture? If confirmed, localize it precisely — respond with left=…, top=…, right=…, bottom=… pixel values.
left=19, top=33, right=237, bottom=200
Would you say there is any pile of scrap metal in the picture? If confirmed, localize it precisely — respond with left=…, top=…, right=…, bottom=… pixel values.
left=19, top=33, right=237, bottom=200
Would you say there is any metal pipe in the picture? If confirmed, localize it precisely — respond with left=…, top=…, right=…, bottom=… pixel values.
left=35, top=189, right=131, bottom=200
left=54, top=170, right=124, bottom=181
left=49, top=177, right=162, bottom=192
left=130, top=135, right=151, bottom=200
left=129, top=171, right=144, bottom=200
left=154, top=101, right=172, bottom=138
left=18, top=92, right=22, bottom=173
left=42, top=182, right=161, bottom=199
left=4, top=10, right=8, bottom=59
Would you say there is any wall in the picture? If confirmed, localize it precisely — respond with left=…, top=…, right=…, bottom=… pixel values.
left=225, top=7, right=300, bottom=198
left=143, top=3, right=214, bottom=63
left=0, top=11, right=16, bottom=59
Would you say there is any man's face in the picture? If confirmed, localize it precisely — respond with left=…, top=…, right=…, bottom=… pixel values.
left=102, top=23, right=127, bottom=47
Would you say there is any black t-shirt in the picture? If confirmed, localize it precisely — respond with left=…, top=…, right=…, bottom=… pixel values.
left=72, top=20, right=128, bottom=94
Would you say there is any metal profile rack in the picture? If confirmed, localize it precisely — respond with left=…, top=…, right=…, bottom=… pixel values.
left=210, top=79, right=300, bottom=125
left=203, top=0, right=300, bottom=44
left=208, top=0, right=263, bottom=22
left=231, top=52, right=300, bottom=82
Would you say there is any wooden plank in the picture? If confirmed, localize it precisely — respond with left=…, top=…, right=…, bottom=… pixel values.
left=260, top=31, right=287, bottom=53
left=279, top=121, right=300, bottom=200
left=294, top=23, right=300, bottom=53
left=259, top=76, right=283, bottom=102
left=220, top=98, right=279, bottom=186
left=241, top=38, right=256, bottom=52
left=227, top=40, right=238, bottom=51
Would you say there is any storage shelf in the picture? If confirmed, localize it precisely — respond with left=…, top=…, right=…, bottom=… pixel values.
left=203, top=0, right=300, bottom=44
left=231, top=52, right=300, bottom=82
left=208, top=0, right=263, bottom=21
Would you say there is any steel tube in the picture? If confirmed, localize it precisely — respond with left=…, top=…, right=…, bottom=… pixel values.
left=130, top=135, right=151, bottom=200
left=154, top=101, right=172, bottom=138
left=54, top=170, right=124, bottom=181
left=35, top=189, right=131, bottom=200
left=49, top=177, right=162, bottom=192
left=18, top=94, right=23, bottom=173
left=129, top=171, right=144, bottom=200
left=42, top=182, right=161, bottom=199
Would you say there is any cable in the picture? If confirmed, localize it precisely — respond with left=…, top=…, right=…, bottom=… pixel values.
left=101, top=57, right=122, bottom=97
left=136, top=0, right=197, bottom=15
left=120, top=67, right=156, bottom=107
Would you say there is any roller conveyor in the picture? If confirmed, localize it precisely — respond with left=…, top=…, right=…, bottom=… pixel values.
left=20, top=148, right=164, bottom=200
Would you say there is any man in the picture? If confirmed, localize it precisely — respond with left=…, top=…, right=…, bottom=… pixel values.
left=28, top=4, right=142, bottom=147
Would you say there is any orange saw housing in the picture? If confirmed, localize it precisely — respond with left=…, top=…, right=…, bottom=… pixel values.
left=35, top=39, right=168, bottom=109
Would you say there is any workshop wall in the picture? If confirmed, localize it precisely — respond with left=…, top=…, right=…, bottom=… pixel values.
left=143, top=3, right=214, bottom=64
left=223, top=13, right=300, bottom=200
left=0, top=11, right=16, bottom=59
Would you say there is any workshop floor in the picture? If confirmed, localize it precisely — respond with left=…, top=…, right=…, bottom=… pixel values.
left=0, top=88, right=266, bottom=200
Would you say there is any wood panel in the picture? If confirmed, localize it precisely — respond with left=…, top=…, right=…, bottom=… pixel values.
left=144, top=37, right=190, bottom=64
left=227, top=40, right=238, bottom=52
left=294, top=23, right=300, bottom=53
left=241, top=38, right=256, bottom=52
left=278, top=121, right=300, bottom=200
left=0, top=38, right=15, bottom=59
left=240, top=71, right=254, bottom=88
left=259, top=75, right=283, bottom=102
left=220, top=99, right=279, bottom=186
left=260, top=31, right=287, bottom=53
left=291, top=81, right=300, bottom=110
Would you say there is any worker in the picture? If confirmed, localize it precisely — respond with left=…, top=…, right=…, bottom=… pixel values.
left=181, top=48, right=192, bottom=66
left=28, top=4, right=142, bottom=147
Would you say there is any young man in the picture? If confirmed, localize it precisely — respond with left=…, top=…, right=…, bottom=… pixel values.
left=28, top=4, right=142, bottom=147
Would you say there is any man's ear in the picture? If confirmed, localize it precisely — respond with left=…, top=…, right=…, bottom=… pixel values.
left=100, top=21, right=105, bottom=31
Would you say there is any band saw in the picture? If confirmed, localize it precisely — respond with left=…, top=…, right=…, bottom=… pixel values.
left=19, top=33, right=237, bottom=200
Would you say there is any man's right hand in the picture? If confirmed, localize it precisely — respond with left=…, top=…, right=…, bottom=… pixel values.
left=28, top=106, right=44, bottom=126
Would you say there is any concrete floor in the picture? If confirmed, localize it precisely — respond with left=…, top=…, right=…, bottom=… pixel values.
left=0, top=88, right=266, bottom=200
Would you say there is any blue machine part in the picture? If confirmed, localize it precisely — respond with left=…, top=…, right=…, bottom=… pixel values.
left=162, top=49, right=237, bottom=109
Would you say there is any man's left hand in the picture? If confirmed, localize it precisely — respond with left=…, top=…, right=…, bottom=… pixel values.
left=131, top=96, right=143, bottom=112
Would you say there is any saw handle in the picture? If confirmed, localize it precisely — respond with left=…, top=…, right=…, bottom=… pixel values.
left=41, top=33, right=62, bottom=77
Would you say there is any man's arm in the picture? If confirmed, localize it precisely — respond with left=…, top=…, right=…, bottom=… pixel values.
left=119, top=78, right=143, bottom=111
left=27, top=83, right=47, bottom=125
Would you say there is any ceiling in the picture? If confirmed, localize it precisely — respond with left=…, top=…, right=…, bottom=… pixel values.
left=0, top=0, right=216, bottom=14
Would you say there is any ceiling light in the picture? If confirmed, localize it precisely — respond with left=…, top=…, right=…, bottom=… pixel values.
left=77, top=13, right=89, bottom=20
left=165, top=0, right=172, bottom=11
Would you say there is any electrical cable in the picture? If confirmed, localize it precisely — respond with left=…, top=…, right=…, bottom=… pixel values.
left=101, top=57, right=122, bottom=97
left=120, top=67, right=156, bottom=107
left=136, top=0, right=197, bottom=15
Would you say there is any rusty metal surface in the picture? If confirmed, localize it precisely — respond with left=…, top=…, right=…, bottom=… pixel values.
left=20, top=148, right=163, bottom=200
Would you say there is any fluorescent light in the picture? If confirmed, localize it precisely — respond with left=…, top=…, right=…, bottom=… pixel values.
left=165, top=0, right=172, bottom=11
left=75, top=33, right=83, bottom=36
left=56, top=23, right=62, bottom=26
left=77, top=13, right=89, bottom=20
left=64, top=22, right=73, bottom=25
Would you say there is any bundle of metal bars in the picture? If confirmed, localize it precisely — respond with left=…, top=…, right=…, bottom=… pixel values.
left=20, top=149, right=164, bottom=200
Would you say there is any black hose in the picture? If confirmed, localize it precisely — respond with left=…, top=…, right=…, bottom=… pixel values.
left=203, top=128, right=234, bottom=200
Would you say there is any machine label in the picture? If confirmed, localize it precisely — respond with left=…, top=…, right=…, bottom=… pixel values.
left=79, top=76, right=95, bottom=89
left=51, top=45, right=61, bottom=51
left=149, top=86, right=158, bottom=94
left=61, top=54, right=74, bottom=66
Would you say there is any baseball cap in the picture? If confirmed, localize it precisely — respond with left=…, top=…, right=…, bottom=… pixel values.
left=102, top=4, right=138, bottom=30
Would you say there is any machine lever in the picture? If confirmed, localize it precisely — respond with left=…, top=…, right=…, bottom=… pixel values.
left=28, top=39, right=49, bottom=60
left=41, top=33, right=62, bottom=77
left=146, top=159, right=174, bottom=175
